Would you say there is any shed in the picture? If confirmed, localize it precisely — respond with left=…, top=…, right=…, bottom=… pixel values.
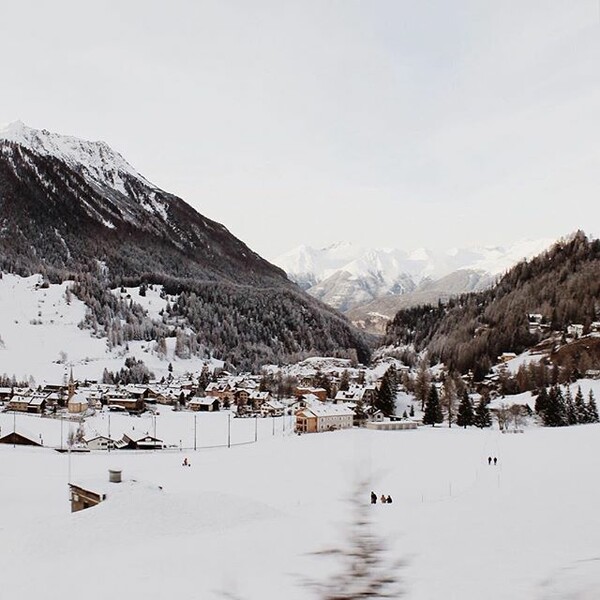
left=0, top=431, right=43, bottom=446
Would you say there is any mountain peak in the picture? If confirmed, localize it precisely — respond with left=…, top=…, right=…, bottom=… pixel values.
left=0, top=122, right=151, bottom=191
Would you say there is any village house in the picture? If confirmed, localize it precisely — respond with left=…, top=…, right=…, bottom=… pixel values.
left=69, top=482, right=107, bottom=512
left=0, top=431, right=43, bottom=446
left=84, top=435, right=118, bottom=451
left=295, top=403, right=354, bottom=433
left=233, top=388, right=250, bottom=406
left=188, top=397, right=220, bottom=412
left=68, top=469, right=125, bottom=512
left=0, top=387, right=13, bottom=403
left=206, top=382, right=234, bottom=403
left=121, top=431, right=164, bottom=450
left=249, top=390, right=270, bottom=408
left=260, top=399, right=285, bottom=417
left=295, top=387, right=328, bottom=402
left=7, top=393, right=32, bottom=413
left=334, top=385, right=377, bottom=406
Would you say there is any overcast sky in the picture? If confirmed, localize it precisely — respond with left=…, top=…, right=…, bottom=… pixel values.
left=1, top=1, right=598, bottom=259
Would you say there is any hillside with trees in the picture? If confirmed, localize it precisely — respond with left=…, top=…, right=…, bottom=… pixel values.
left=384, top=232, right=600, bottom=379
left=0, top=124, right=370, bottom=371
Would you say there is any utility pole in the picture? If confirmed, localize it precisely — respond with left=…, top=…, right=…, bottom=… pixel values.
left=194, top=413, right=197, bottom=451
left=107, top=411, right=111, bottom=453
left=227, top=411, right=231, bottom=448
left=13, top=410, right=16, bottom=447
left=254, top=414, right=258, bottom=443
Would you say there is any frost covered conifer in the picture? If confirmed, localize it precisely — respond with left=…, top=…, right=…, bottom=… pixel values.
left=587, top=390, right=599, bottom=423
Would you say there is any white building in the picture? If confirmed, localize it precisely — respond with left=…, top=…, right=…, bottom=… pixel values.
left=296, top=403, right=354, bottom=433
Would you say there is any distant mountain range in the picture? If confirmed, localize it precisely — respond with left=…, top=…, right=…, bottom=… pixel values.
left=0, top=122, right=369, bottom=370
left=274, top=239, right=555, bottom=331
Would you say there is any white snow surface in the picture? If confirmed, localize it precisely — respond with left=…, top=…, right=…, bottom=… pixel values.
left=1, top=416, right=600, bottom=599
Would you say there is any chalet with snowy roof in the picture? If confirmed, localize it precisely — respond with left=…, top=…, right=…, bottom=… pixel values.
left=206, top=382, right=234, bottom=402
left=121, top=431, right=164, bottom=450
left=0, top=431, right=43, bottom=446
left=295, top=386, right=328, bottom=402
left=0, top=387, right=13, bottom=402
left=591, top=322, right=600, bottom=333
left=295, top=403, right=354, bottom=434
left=84, top=435, right=118, bottom=451
left=234, top=388, right=250, bottom=405
left=188, top=397, right=220, bottom=412
left=68, top=469, right=126, bottom=512
left=334, top=385, right=377, bottom=405
left=260, top=399, right=284, bottom=417
left=7, top=393, right=33, bottom=413
left=69, top=482, right=107, bottom=512
left=28, top=393, right=48, bottom=414
left=249, top=390, right=270, bottom=408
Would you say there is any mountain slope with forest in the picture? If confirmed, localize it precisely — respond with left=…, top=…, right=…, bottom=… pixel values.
left=383, top=232, right=600, bottom=379
left=0, top=122, right=369, bottom=370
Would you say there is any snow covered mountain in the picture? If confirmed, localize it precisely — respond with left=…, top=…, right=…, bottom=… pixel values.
left=274, top=239, right=555, bottom=316
left=0, top=122, right=369, bottom=371
left=0, top=121, right=283, bottom=282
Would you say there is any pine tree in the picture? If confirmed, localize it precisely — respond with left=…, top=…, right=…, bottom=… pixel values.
left=339, top=369, right=350, bottom=392
left=543, top=386, right=567, bottom=427
left=376, top=367, right=397, bottom=417
left=575, top=386, right=587, bottom=423
left=423, top=384, right=443, bottom=426
left=564, top=386, right=577, bottom=425
left=456, top=390, right=474, bottom=428
left=534, top=387, right=549, bottom=416
left=473, top=398, right=491, bottom=428
left=586, top=390, right=599, bottom=423
left=354, top=399, right=367, bottom=425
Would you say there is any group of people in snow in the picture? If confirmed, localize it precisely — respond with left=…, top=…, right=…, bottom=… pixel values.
left=487, top=456, right=498, bottom=466
left=371, top=491, right=392, bottom=504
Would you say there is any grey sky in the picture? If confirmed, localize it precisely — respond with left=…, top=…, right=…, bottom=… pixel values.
left=1, top=1, right=598, bottom=259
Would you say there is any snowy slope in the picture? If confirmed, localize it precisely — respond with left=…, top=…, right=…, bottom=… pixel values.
left=1, top=416, right=600, bottom=599
left=0, top=273, right=218, bottom=384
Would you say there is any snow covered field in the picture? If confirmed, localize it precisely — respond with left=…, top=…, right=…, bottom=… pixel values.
left=1, top=422, right=599, bottom=599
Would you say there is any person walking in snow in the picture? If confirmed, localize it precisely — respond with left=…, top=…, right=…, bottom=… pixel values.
left=380, top=494, right=387, bottom=504
left=493, top=457, right=497, bottom=466
left=386, top=495, right=393, bottom=504
left=371, top=491, right=377, bottom=504
left=488, top=456, right=492, bottom=465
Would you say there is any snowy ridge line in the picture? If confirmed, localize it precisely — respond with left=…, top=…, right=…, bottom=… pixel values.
left=0, top=121, right=155, bottom=194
